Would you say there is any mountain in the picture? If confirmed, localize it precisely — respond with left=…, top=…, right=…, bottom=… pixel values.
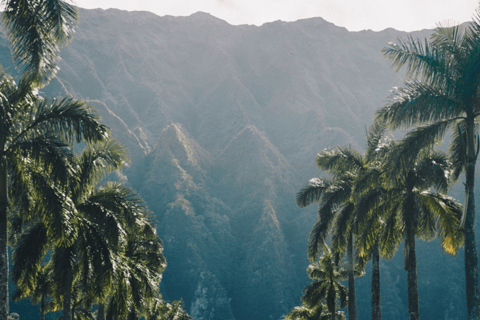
left=5, top=8, right=470, bottom=320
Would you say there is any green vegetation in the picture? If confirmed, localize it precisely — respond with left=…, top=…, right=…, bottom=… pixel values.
left=0, top=1, right=191, bottom=320
left=378, top=9, right=480, bottom=320
left=3, top=0, right=480, bottom=319
left=285, top=245, right=348, bottom=320
left=295, top=6, right=480, bottom=320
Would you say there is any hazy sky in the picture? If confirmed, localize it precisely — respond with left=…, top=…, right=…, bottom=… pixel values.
left=73, top=0, right=479, bottom=32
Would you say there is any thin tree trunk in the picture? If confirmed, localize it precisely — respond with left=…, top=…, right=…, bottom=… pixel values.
left=405, top=232, right=419, bottom=320
left=347, top=234, right=356, bottom=320
left=464, top=118, right=480, bottom=320
left=40, top=295, right=46, bottom=320
left=328, top=298, right=336, bottom=320
left=63, top=266, right=73, bottom=320
left=465, top=159, right=480, bottom=320
left=371, top=241, right=381, bottom=320
left=0, top=161, right=9, bottom=320
left=97, top=303, right=105, bottom=320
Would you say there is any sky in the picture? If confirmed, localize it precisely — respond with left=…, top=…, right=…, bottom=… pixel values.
left=73, top=0, right=479, bottom=32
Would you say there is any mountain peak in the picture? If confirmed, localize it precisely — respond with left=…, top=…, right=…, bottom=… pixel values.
left=188, top=11, right=229, bottom=25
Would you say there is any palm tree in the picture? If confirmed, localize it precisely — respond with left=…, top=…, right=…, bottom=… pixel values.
left=2, top=0, right=77, bottom=85
left=302, top=246, right=348, bottom=320
left=350, top=122, right=397, bottom=320
left=297, top=144, right=371, bottom=320
left=0, top=70, right=108, bottom=319
left=376, top=11, right=480, bottom=318
left=375, top=142, right=463, bottom=320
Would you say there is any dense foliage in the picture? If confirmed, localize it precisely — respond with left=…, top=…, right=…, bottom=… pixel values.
left=0, top=1, right=192, bottom=320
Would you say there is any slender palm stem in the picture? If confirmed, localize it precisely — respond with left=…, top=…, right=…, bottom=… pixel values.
left=0, top=160, right=8, bottom=320
left=63, top=265, right=73, bottom=320
left=405, top=224, right=419, bottom=320
left=347, top=234, right=356, bottom=320
left=465, top=158, right=480, bottom=319
left=371, top=241, right=381, bottom=320
left=98, top=303, right=106, bottom=320
left=329, top=299, right=336, bottom=320
left=40, top=295, right=46, bottom=320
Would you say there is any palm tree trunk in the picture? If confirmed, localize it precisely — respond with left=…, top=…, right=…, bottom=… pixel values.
left=347, top=234, right=356, bottom=320
left=0, top=161, right=9, bottom=320
left=41, top=294, right=46, bottom=320
left=97, top=303, right=105, bottom=320
left=63, top=266, right=73, bottom=320
left=371, top=241, right=381, bottom=320
left=328, top=297, right=336, bottom=320
left=463, top=118, right=480, bottom=320
left=405, top=232, right=419, bottom=320
left=465, top=158, right=480, bottom=320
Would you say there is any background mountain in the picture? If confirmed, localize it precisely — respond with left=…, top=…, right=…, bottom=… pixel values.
left=4, top=8, right=470, bottom=320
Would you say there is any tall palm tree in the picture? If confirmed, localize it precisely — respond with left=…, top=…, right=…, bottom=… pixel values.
left=350, top=122, right=397, bottom=320
left=0, top=70, right=107, bottom=319
left=376, top=11, right=480, bottom=318
left=302, top=246, right=348, bottom=320
left=297, top=144, right=369, bottom=320
left=376, top=142, right=463, bottom=320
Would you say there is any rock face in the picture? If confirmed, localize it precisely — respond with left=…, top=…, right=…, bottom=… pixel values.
left=8, top=8, right=467, bottom=320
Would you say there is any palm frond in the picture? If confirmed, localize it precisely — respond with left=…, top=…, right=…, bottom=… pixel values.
left=316, top=146, right=364, bottom=174
left=376, top=80, right=461, bottom=130
left=365, top=120, right=392, bottom=162
left=285, top=305, right=315, bottom=320
left=380, top=199, right=403, bottom=259
left=419, top=192, right=464, bottom=254
left=307, top=198, right=336, bottom=261
left=296, top=177, right=332, bottom=208
left=330, top=203, right=354, bottom=253
left=384, top=120, right=452, bottom=181
left=74, top=141, right=129, bottom=202
left=414, top=192, right=437, bottom=241
left=43, top=0, right=77, bottom=43
left=3, top=0, right=77, bottom=84
left=415, top=149, right=451, bottom=193
left=430, top=24, right=467, bottom=56
left=18, top=97, right=108, bottom=145
left=29, top=170, right=78, bottom=246
left=382, top=34, right=447, bottom=85
left=8, top=135, right=73, bottom=186
left=12, top=222, right=49, bottom=294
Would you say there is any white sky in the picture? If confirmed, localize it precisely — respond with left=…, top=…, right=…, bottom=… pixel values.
left=73, top=0, right=479, bottom=32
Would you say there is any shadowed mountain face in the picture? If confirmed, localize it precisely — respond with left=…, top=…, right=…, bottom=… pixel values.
left=8, top=8, right=468, bottom=320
